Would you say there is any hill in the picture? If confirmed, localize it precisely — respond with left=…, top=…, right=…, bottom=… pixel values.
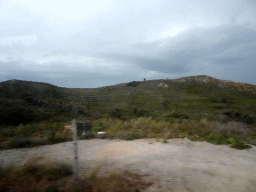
left=0, top=75, right=255, bottom=126
left=0, top=75, right=256, bottom=150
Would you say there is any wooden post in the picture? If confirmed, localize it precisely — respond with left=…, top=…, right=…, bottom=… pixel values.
left=72, top=119, right=79, bottom=182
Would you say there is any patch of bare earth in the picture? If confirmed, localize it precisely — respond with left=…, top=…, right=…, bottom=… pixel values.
left=1, top=138, right=256, bottom=192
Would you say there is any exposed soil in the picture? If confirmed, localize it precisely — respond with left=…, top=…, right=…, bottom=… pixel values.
left=1, top=138, right=256, bottom=192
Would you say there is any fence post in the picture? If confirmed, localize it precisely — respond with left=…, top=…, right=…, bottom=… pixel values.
left=72, top=119, right=79, bottom=182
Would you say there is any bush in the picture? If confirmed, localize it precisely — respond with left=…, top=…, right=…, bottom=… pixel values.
left=92, top=126, right=103, bottom=132
left=223, top=110, right=255, bottom=125
left=110, top=108, right=122, bottom=118
left=228, top=137, right=251, bottom=150
left=243, top=114, right=255, bottom=125
left=7, top=135, right=32, bottom=148
left=44, top=185, right=60, bottom=192
left=79, top=132, right=96, bottom=140
left=208, top=97, right=217, bottom=103
left=6, top=135, right=48, bottom=149
left=19, top=162, right=73, bottom=181
left=134, top=108, right=147, bottom=117
left=85, top=167, right=150, bottom=192
left=205, top=133, right=230, bottom=145
left=17, top=161, right=73, bottom=189
left=118, top=131, right=143, bottom=140
left=0, top=160, right=74, bottom=192
left=97, top=133, right=116, bottom=139
left=127, top=81, right=140, bottom=87
left=165, top=110, right=189, bottom=119
left=151, top=125, right=161, bottom=134
left=14, top=124, right=38, bottom=137
left=0, top=127, right=15, bottom=137
left=50, top=162, right=73, bottom=178
left=47, top=130, right=57, bottom=143
left=209, top=97, right=236, bottom=105
left=97, top=133, right=108, bottom=139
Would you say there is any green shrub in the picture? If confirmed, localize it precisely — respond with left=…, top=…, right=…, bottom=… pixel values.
left=223, top=110, right=255, bottom=125
left=243, top=114, right=255, bottom=125
left=13, top=124, right=38, bottom=137
left=54, top=136, right=70, bottom=144
left=78, top=132, right=96, bottom=140
left=208, top=97, right=217, bottom=103
left=0, top=160, right=74, bottom=192
left=44, top=185, right=60, bottom=192
left=6, top=136, right=48, bottom=149
left=97, top=133, right=108, bottom=139
left=212, top=104, right=226, bottom=110
left=209, top=97, right=236, bottom=105
left=106, top=133, right=116, bottom=139
left=0, top=127, right=14, bottom=137
left=19, top=163, right=40, bottom=175
left=30, top=138, right=48, bottom=146
left=151, top=126, right=161, bottom=134
left=47, top=130, right=57, bottom=143
left=123, top=121, right=131, bottom=130
left=18, top=162, right=73, bottom=181
left=205, top=133, right=230, bottom=145
left=45, top=126, right=69, bottom=144
left=118, top=131, right=143, bottom=140
left=7, top=135, right=32, bottom=148
left=92, top=126, right=103, bottom=132
left=133, top=108, right=147, bottom=117
left=165, top=110, right=189, bottom=119
left=228, top=137, right=251, bottom=150
left=49, top=162, right=73, bottom=178
left=127, top=81, right=140, bottom=87
left=110, top=108, right=122, bottom=118
left=125, top=189, right=140, bottom=192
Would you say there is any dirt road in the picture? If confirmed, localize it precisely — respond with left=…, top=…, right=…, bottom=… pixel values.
left=1, top=138, right=256, bottom=192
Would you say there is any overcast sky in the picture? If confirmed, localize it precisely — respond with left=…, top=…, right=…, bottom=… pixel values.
left=1, top=0, right=256, bottom=88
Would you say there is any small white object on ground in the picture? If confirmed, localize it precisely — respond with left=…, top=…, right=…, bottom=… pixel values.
left=97, top=132, right=106, bottom=134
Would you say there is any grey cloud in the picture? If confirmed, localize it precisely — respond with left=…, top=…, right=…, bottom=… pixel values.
left=98, top=25, right=256, bottom=76
left=0, top=60, right=136, bottom=88
left=1, top=0, right=256, bottom=87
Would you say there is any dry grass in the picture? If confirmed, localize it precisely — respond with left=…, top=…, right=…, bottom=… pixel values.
left=81, top=162, right=153, bottom=192
left=0, top=156, right=153, bottom=192
left=89, top=117, right=254, bottom=149
left=104, top=117, right=176, bottom=139
left=0, top=157, right=73, bottom=192
left=1, top=117, right=254, bottom=151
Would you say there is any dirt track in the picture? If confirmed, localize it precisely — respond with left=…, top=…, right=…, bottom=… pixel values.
left=1, top=138, right=256, bottom=192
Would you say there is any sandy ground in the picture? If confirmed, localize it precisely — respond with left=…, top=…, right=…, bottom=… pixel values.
left=1, top=138, right=256, bottom=192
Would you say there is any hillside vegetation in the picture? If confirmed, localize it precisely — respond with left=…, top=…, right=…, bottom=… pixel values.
left=0, top=75, right=256, bottom=150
